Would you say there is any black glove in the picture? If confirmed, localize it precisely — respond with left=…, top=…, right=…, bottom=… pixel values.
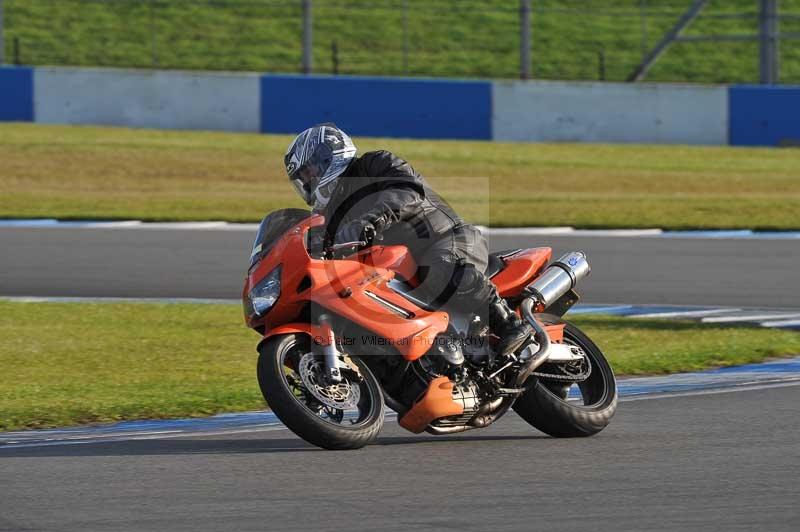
left=334, top=220, right=375, bottom=246
left=306, top=228, right=326, bottom=253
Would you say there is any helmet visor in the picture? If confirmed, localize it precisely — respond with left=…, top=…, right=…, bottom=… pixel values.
left=285, top=126, right=355, bottom=208
left=289, top=162, right=324, bottom=205
left=290, top=177, right=314, bottom=205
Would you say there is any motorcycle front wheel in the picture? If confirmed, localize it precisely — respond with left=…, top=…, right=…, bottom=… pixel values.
left=513, top=315, right=617, bottom=437
left=257, top=333, right=385, bottom=450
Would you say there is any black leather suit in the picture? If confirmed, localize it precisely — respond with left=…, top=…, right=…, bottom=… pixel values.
left=321, top=150, right=494, bottom=314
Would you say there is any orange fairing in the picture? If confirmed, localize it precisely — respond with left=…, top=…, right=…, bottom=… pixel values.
left=492, top=247, right=552, bottom=298
left=262, top=323, right=325, bottom=341
left=245, top=214, right=447, bottom=361
left=398, top=377, right=464, bottom=434
left=544, top=323, right=565, bottom=343
left=356, top=245, right=418, bottom=282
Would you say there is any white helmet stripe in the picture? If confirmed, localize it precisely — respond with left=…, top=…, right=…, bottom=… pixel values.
left=284, top=124, right=357, bottom=208
left=317, top=174, right=338, bottom=187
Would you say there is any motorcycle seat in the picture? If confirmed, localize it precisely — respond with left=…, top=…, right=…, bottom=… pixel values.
left=485, top=249, right=522, bottom=278
left=388, top=249, right=523, bottom=312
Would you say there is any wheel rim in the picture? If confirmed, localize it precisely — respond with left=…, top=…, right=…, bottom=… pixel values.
left=278, top=342, right=380, bottom=429
left=539, top=330, right=612, bottom=409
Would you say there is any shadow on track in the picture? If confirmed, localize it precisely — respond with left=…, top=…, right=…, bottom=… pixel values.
left=373, top=434, right=548, bottom=446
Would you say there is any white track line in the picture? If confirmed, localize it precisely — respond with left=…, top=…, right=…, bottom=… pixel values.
left=566, top=229, right=664, bottom=237
left=760, top=319, right=800, bottom=328
left=0, top=414, right=402, bottom=449
left=0, top=425, right=291, bottom=449
left=130, top=222, right=231, bottom=229
left=0, top=296, right=239, bottom=305
left=483, top=227, right=576, bottom=235
left=5, top=221, right=800, bottom=239
left=473, top=227, right=665, bottom=237
left=88, top=220, right=144, bottom=228
left=621, top=380, right=800, bottom=402
left=3, top=383, right=798, bottom=449
left=703, top=313, right=800, bottom=324
left=630, top=308, right=742, bottom=319
left=568, top=305, right=633, bottom=314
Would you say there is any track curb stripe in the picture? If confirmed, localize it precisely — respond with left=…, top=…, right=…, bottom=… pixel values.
left=2, top=298, right=798, bottom=330
left=3, top=219, right=800, bottom=239
left=2, top=357, right=799, bottom=449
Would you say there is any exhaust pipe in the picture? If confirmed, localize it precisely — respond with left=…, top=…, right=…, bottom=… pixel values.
left=514, top=252, right=590, bottom=385
left=524, top=252, right=590, bottom=309
left=515, top=297, right=551, bottom=385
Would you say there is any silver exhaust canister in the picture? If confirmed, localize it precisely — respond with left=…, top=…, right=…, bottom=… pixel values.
left=524, top=251, right=591, bottom=308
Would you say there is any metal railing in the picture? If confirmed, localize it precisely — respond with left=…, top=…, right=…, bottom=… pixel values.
left=1, top=0, right=799, bottom=84
left=0, top=0, right=5, bottom=65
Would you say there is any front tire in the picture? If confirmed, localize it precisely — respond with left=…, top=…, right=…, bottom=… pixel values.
left=513, top=315, right=617, bottom=437
left=257, top=333, right=385, bottom=450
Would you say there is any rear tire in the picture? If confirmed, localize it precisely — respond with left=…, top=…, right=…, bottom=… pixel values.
left=257, top=334, right=385, bottom=450
left=513, top=315, right=617, bottom=437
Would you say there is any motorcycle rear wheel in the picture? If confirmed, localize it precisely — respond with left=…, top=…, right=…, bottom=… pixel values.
left=257, top=333, right=385, bottom=450
left=513, top=315, right=617, bottom=437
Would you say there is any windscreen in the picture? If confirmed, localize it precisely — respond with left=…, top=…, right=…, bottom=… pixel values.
left=249, top=208, right=312, bottom=267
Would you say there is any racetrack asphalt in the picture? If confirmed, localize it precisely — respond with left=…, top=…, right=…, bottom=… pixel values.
left=2, top=226, right=799, bottom=307
left=2, top=226, right=799, bottom=531
left=1, top=384, right=798, bottom=532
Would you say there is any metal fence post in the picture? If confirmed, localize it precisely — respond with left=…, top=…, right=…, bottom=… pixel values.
left=331, top=40, right=339, bottom=75
left=640, top=0, right=649, bottom=62
left=150, top=0, right=158, bottom=68
left=402, top=0, right=409, bottom=75
left=0, top=0, right=5, bottom=65
left=302, top=0, right=313, bottom=74
left=759, top=0, right=779, bottom=84
left=627, top=0, right=709, bottom=82
left=520, top=0, right=531, bottom=79
left=597, top=48, right=606, bottom=81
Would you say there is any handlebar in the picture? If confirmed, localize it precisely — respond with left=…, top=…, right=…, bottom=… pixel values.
left=310, top=225, right=382, bottom=259
left=326, top=240, right=368, bottom=252
left=322, top=226, right=380, bottom=257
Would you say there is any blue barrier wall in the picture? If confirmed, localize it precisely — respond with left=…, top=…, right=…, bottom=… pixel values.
left=261, top=75, right=492, bottom=140
left=0, top=67, right=34, bottom=122
left=729, top=85, right=800, bottom=146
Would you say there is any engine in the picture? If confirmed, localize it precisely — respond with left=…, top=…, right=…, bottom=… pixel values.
left=410, top=347, right=491, bottom=428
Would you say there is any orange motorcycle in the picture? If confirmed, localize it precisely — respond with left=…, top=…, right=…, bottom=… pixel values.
left=243, top=209, right=617, bottom=450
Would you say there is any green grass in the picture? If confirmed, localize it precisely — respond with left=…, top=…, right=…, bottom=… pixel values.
left=2, top=123, right=800, bottom=229
left=1, top=300, right=798, bottom=431
left=4, top=0, right=800, bottom=83
left=573, top=315, right=800, bottom=375
left=0, top=301, right=261, bottom=432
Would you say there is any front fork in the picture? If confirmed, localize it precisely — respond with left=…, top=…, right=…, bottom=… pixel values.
left=318, top=314, right=343, bottom=384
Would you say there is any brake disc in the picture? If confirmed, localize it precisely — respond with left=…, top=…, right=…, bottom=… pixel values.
left=297, top=353, right=361, bottom=410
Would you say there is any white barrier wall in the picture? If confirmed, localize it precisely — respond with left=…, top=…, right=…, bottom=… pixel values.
left=34, top=68, right=261, bottom=132
left=6, top=66, right=740, bottom=145
left=492, top=80, right=728, bottom=145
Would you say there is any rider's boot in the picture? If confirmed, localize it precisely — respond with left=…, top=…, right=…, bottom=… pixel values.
left=488, top=294, right=533, bottom=356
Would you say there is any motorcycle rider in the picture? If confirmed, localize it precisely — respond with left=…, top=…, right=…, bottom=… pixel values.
left=284, top=123, right=532, bottom=357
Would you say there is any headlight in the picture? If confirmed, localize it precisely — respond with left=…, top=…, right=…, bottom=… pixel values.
left=247, top=266, right=281, bottom=318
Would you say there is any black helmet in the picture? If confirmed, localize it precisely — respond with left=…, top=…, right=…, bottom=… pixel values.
left=284, top=123, right=357, bottom=209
